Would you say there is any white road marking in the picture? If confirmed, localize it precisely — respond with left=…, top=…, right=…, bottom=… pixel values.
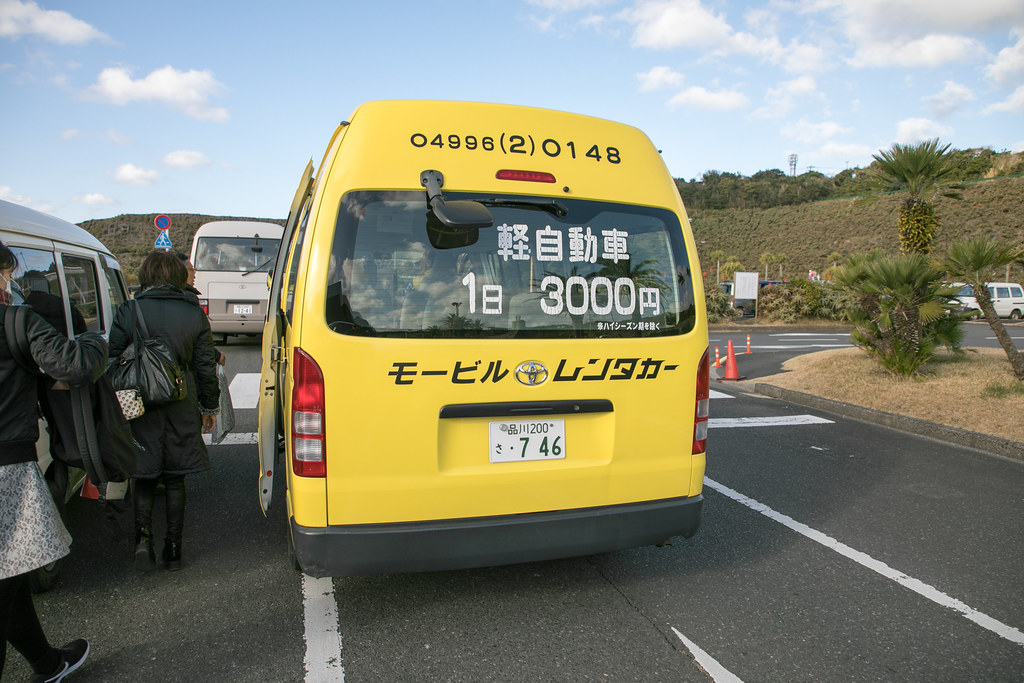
left=709, top=415, right=833, bottom=428
left=753, top=344, right=851, bottom=350
left=770, top=333, right=850, bottom=337
left=705, top=478, right=1024, bottom=648
left=672, top=628, right=744, bottom=683
left=229, top=372, right=261, bottom=409
left=302, top=574, right=345, bottom=682
left=710, top=390, right=733, bottom=399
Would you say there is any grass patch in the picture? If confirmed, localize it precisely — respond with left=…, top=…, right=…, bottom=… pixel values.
left=756, top=347, right=1024, bottom=444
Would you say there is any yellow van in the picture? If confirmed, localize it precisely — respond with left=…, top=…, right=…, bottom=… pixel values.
left=258, top=101, right=709, bottom=576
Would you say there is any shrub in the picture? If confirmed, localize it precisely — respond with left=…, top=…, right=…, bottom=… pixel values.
left=755, top=279, right=852, bottom=322
left=704, top=282, right=739, bottom=323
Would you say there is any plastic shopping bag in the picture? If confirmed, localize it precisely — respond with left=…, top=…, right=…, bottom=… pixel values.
left=211, top=364, right=235, bottom=444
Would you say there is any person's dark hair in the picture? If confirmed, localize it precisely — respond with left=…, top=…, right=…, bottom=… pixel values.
left=138, top=250, right=187, bottom=289
left=172, top=251, right=189, bottom=263
left=0, top=240, right=18, bottom=272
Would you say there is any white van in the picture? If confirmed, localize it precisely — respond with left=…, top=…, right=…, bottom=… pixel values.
left=0, top=198, right=130, bottom=590
left=189, top=220, right=283, bottom=340
left=955, top=282, right=1024, bottom=319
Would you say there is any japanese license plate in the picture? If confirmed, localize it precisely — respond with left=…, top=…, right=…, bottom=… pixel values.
left=489, top=419, right=565, bottom=463
left=234, top=304, right=253, bottom=315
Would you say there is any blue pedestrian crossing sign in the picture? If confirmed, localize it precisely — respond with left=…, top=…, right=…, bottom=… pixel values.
left=154, top=230, right=172, bottom=250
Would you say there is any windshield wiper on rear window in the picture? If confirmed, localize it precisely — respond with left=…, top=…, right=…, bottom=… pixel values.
left=479, top=197, right=568, bottom=218
left=241, top=258, right=275, bottom=276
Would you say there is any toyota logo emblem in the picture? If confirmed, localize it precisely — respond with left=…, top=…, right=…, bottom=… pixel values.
left=515, top=361, right=548, bottom=386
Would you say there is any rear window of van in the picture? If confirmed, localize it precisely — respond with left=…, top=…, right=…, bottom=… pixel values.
left=323, top=190, right=696, bottom=338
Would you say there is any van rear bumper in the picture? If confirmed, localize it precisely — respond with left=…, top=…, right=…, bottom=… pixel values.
left=290, top=495, right=702, bottom=577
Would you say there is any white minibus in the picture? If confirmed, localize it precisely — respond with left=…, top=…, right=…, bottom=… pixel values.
left=189, top=221, right=283, bottom=340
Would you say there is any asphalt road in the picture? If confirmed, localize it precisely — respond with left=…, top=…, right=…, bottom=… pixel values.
left=9, top=332, right=1024, bottom=681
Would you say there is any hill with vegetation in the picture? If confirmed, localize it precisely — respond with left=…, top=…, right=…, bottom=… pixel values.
left=77, top=148, right=1024, bottom=285
left=79, top=213, right=285, bottom=284
left=689, top=173, right=1024, bottom=282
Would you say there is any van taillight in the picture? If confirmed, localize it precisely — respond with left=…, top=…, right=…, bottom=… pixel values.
left=692, top=348, right=710, bottom=454
left=199, top=298, right=209, bottom=315
left=291, top=347, right=326, bottom=477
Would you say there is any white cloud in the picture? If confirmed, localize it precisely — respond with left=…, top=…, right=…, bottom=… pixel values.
left=0, top=0, right=108, bottom=44
left=668, top=85, right=748, bottom=110
left=894, top=117, right=953, bottom=144
left=163, top=150, right=211, bottom=169
left=781, top=118, right=848, bottom=143
left=753, top=75, right=817, bottom=118
left=113, top=163, right=159, bottom=186
left=637, top=65, right=684, bottom=91
left=86, top=65, right=229, bottom=122
left=926, top=81, right=975, bottom=118
left=59, top=128, right=79, bottom=141
left=1011, top=140, right=1024, bottom=153
left=983, top=84, right=1024, bottom=114
left=986, top=32, right=1024, bottom=86
left=76, top=193, right=115, bottom=206
left=624, top=0, right=732, bottom=50
left=850, top=34, right=982, bottom=68
left=826, top=0, right=1024, bottom=68
left=621, top=0, right=826, bottom=73
left=0, top=185, right=52, bottom=213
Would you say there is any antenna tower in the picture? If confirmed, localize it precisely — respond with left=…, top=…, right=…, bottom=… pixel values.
left=788, top=154, right=798, bottom=177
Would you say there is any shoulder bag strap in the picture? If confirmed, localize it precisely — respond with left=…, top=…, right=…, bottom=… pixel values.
left=133, top=299, right=152, bottom=339
left=4, top=305, right=41, bottom=375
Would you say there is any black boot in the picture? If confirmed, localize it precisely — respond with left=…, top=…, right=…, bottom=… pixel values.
left=134, top=526, right=155, bottom=572
left=163, top=538, right=182, bottom=571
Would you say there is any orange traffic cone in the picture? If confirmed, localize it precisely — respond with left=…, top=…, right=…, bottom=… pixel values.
left=81, top=476, right=100, bottom=499
left=718, top=339, right=746, bottom=381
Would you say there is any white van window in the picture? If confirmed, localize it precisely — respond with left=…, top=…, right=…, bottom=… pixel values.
left=101, top=254, right=127, bottom=311
left=60, top=254, right=101, bottom=333
left=194, top=236, right=280, bottom=272
left=324, top=191, right=696, bottom=338
left=11, top=247, right=87, bottom=335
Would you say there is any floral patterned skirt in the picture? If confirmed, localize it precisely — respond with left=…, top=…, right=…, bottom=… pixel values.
left=0, top=461, right=71, bottom=580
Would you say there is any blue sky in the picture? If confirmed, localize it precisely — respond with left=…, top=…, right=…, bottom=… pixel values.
left=2, top=0, right=1023, bottom=224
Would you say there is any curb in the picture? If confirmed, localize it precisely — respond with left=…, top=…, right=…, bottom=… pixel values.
left=722, top=380, right=1024, bottom=462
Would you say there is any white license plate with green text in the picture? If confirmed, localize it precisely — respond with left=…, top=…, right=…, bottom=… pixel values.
left=489, top=419, right=566, bottom=463
left=234, top=304, right=253, bottom=315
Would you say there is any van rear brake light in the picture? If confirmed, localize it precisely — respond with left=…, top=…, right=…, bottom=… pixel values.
left=291, top=347, right=326, bottom=477
left=496, top=169, right=556, bottom=183
left=693, top=348, right=710, bottom=455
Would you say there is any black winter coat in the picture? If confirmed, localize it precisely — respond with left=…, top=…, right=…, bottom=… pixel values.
left=108, top=286, right=219, bottom=478
left=0, top=305, right=107, bottom=466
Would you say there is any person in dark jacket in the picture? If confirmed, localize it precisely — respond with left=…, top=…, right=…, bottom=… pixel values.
left=1, top=241, right=106, bottom=681
left=108, top=251, right=219, bottom=572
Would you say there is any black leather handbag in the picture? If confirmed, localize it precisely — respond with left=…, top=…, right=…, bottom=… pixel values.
left=107, top=301, right=187, bottom=407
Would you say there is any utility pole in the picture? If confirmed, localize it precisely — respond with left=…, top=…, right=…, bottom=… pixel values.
left=788, top=154, right=797, bottom=177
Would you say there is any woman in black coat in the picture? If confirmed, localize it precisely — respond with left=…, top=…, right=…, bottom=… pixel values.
left=108, top=251, right=219, bottom=572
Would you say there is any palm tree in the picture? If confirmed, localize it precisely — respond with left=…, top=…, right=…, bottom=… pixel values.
left=937, top=236, right=1024, bottom=381
left=834, top=250, right=962, bottom=377
left=709, top=249, right=725, bottom=283
left=775, top=252, right=788, bottom=280
left=759, top=252, right=775, bottom=280
left=869, top=138, right=961, bottom=254
left=721, top=256, right=743, bottom=281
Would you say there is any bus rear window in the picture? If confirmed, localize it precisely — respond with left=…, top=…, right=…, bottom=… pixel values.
left=194, top=236, right=281, bottom=272
left=324, top=191, right=696, bottom=338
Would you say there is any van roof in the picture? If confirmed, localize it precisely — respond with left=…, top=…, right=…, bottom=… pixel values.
left=0, top=198, right=111, bottom=254
left=321, top=100, right=683, bottom=209
left=194, top=220, right=284, bottom=238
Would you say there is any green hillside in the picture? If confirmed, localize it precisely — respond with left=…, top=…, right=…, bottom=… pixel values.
left=77, top=174, right=1024, bottom=285
left=689, top=174, right=1024, bottom=282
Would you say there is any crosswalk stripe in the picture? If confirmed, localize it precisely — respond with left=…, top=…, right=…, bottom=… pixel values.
left=709, top=415, right=833, bottom=428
